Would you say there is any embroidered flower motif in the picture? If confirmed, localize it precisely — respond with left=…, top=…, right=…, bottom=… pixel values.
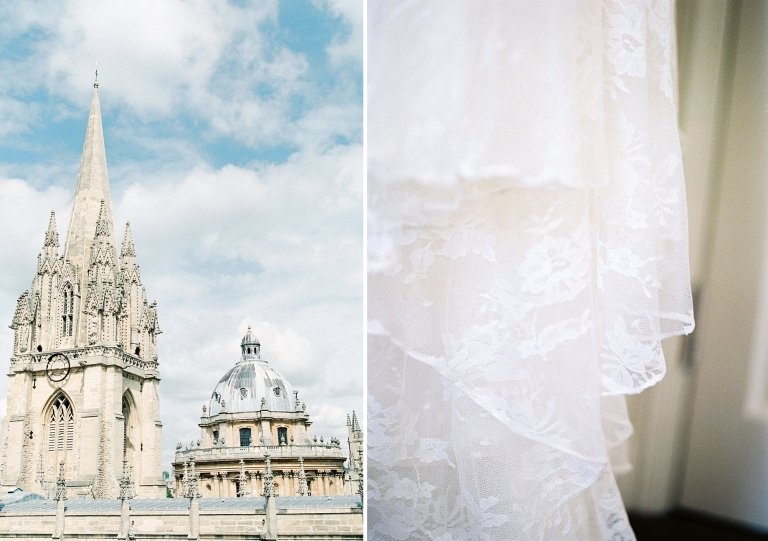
left=519, top=233, right=588, bottom=304
left=602, top=318, right=664, bottom=392
left=439, top=224, right=496, bottom=262
left=607, top=4, right=647, bottom=93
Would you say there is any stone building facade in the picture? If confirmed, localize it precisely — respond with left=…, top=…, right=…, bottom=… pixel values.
left=0, top=82, right=165, bottom=498
left=173, top=328, right=359, bottom=498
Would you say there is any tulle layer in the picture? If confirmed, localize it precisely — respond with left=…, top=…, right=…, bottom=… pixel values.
left=368, top=177, right=692, bottom=539
left=368, top=1, right=694, bottom=539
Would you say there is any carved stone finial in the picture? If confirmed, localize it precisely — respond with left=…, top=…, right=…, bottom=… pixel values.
left=119, top=457, right=135, bottom=500
left=54, top=461, right=67, bottom=501
left=94, top=63, right=99, bottom=88
left=182, top=460, right=199, bottom=499
left=44, top=211, right=59, bottom=248
left=297, top=457, right=308, bottom=496
left=262, top=454, right=274, bottom=498
left=94, top=200, right=112, bottom=238
left=357, top=466, right=364, bottom=501
left=121, top=222, right=136, bottom=258
left=237, top=459, right=248, bottom=497
left=35, top=455, right=45, bottom=493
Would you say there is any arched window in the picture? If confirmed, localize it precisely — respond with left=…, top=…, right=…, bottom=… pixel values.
left=123, top=397, right=131, bottom=459
left=48, top=395, right=74, bottom=451
left=277, top=427, right=288, bottom=445
left=61, top=285, right=74, bottom=337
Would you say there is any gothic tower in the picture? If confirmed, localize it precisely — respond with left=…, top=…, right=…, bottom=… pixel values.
left=0, top=80, right=165, bottom=498
left=346, top=411, right=363, bottom=489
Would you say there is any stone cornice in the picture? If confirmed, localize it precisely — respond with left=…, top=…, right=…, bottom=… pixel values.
left=9, top=345, right=158, bottom=377
left=199, top=410, right=311, bottom=426
left=174, top=444, right=345, bottom=464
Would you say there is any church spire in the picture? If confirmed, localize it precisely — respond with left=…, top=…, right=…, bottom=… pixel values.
left=43, top=211, right=59, bottom=249
left=63, top=83, right=115, bottom=269
left=121, top=222, right=135, bottom=258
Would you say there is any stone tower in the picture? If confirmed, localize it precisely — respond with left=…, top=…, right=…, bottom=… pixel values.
left=346, top=411, right=362, bottom=488
left=0, top=81, right=165, bottom=498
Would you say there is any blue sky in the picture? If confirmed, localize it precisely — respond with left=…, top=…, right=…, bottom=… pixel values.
left=0, top=0, right=362, bottom=473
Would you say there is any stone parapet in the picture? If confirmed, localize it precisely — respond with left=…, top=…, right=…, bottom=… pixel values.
left=0, top=496, right=363, bottom=540
left=176, top=444, right=345, bottom=462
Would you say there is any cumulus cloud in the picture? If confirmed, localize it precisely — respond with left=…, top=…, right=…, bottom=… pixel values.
left=110, top=148, right=363, bottom=468
left=315, top=0, right=363, bottom=65
left=0, top=1, right=359, bottom=152
left=0, top=0, right=362, bottom=473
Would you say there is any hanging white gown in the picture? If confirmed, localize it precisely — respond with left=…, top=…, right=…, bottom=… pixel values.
left=367, top=1, right=694, bottom=540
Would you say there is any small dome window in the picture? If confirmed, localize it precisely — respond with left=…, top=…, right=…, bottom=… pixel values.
left=240, top=387, right=247, bottom=399
left=273, top=386, right=281, bottom=397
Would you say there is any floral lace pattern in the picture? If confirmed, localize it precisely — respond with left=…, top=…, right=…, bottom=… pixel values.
left=368, top=1, right=694, bottom=539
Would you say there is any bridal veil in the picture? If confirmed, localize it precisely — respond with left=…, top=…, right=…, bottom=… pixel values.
left=368, top=1, right=694, bottom=539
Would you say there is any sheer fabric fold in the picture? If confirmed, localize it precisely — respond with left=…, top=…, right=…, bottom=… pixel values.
left=368, top=1, right=694, bottom=539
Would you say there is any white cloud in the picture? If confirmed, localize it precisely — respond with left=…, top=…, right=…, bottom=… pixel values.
left=0, top=98, right=39, bottom=139
left=315, top=0, right=364, bottom=65
left=0, top=0, right=362, bottom=476
left=116, top=149, right=361, bottom=468
left=0, top=180, right=71, bottom=291
left=0, top=0, right=359, bottom=150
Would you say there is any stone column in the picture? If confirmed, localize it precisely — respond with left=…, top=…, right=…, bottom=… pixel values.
left=250, top=473, right=257, bottom=496
left=183, top=461, right=200, bottom=540
left=188, top=497, right=199, bottom=540
left=52, top=461, right=66, bottom=539
left=118, top=499, right=130, bottom=540
left=263, top=455, right=277, bottom=541
left=118, top=457, right=134, bottom=540
left=319, top=471, right=327, bottom=496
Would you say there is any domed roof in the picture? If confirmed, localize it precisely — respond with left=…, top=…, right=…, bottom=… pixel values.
left=207, top=327, right=297, bottom=416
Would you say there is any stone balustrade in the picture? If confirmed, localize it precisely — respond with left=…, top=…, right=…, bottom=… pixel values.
left=175, top=443, right=345, bottom=462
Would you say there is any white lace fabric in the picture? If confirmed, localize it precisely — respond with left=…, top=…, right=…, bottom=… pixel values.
left=368, top=1, right=694, bottom=540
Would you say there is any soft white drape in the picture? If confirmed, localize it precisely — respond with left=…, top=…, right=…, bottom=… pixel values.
left=367, top=1, right=694, bottom=539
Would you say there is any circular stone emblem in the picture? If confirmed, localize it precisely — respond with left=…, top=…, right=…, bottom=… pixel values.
left=46, top=353, right=71, bottom=382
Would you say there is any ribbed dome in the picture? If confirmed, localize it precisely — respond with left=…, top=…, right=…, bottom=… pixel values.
left=207, top=328, right=297, bottom=415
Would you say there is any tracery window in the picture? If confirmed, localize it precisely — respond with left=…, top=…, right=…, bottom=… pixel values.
left=47, top=394, right=74, bottom=453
